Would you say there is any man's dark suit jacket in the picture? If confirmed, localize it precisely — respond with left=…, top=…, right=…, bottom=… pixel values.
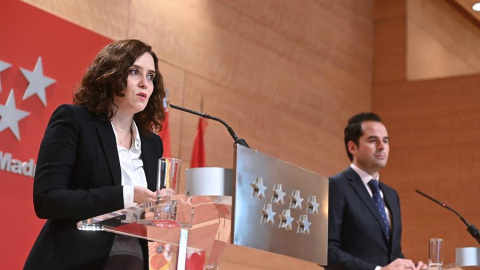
left=24, top=104, right=163, bottom=270
left=327, top=167, right=404, bottom=270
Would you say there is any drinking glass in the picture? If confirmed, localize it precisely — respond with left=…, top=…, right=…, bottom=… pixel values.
left=429, top=238, right=444, bottom=270
left=155, top=157, right=181, bottom=220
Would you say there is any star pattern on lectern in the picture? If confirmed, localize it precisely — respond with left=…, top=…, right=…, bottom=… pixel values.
left=289, top=190, right=304, bottom=210
left=20, top=56, right=56, bottom=106
left=261, top=203, right=276, bottom=224
left=272, top=184, right=286, bottom=205
left=0, top=60, right=12, bottom=93
left=278, top=209, right=295, bottom=230
left=251, top=177, right=267, bottom=199
left=307, top=196, right=320, bottom=215
left=0, top=89, right=30, bottom=140
left=296, top=214, right=312, bottom=235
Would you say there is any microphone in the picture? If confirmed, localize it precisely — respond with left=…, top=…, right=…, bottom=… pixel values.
left=169, top=104, right=250, bottom=148
left=416, top=189, right=480, bottom=244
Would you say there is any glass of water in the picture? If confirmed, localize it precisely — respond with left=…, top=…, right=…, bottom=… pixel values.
left=429, top=238, right=444, bottom=270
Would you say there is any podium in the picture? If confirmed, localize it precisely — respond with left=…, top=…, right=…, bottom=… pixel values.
left=78, top=145, right=328, bottom=269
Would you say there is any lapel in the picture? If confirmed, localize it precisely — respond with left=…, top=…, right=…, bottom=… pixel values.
left=140, top=132, right=158, bottom=191
left=346, top=168, right=390, bottom=242
left=95, top=119, right=122, bottom=186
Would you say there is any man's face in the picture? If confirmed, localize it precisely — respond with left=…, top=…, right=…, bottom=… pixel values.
left=348, top=121, right=389, bottom=176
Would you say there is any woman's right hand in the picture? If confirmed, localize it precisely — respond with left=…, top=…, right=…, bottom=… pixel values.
left=133, top=186, right=156, bottom=204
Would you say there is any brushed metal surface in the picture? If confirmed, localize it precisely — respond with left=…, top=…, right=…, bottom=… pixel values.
left=232, top=145, right=328, bottom=265
left=186, top=167, right=233, bottom=196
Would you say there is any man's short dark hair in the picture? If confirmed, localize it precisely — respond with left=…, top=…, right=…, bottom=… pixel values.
left=344, top=112, right=383, bottom=162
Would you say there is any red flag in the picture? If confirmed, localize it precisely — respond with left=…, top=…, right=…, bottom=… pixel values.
left=190, top=117, right=207, bottom=168
left=158, top=110, right=171, bottom=157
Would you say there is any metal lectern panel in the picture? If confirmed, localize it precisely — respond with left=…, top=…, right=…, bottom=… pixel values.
left=232, top=145, right=328, bottom=265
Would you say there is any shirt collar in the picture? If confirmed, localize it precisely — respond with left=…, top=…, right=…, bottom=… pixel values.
left=131, top=121, right=141, bottom=151
left=350, top=163, right=380, bottom=186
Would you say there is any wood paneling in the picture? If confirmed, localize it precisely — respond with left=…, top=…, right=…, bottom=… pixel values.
left=219, top=244, right=323, bottom=270
left=408, top=0, right=480, bottom=80
left=20, top=0, right=129, bottom=39
left=374, top=17, right=407, bottom=84
left=375, top=36, right=480, bottom=267
left=375, top=0, right=480, bottom=265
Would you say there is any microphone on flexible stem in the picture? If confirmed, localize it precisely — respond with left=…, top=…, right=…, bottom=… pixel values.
left=169, top=104, right=250, bottom=148
left=416, top=189, right=480, bottom=244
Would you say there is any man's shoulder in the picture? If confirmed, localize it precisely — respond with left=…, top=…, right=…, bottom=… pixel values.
left=329, top=167, right=356, bottom=183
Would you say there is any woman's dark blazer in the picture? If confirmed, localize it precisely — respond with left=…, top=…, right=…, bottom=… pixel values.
left=24, top=104, right=163, bottom=270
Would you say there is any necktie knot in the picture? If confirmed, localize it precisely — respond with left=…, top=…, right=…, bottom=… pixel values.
left=368, top=179, right=379, bottom=191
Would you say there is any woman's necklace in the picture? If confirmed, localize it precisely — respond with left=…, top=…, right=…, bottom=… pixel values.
left=115, top=127, right=132, bottom=146
left=114, top=127, right=130, bottom=133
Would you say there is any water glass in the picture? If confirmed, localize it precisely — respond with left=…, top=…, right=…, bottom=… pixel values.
left=429, top=238, right=444, bottom=270
left=155, top=157, right=181, bottom=220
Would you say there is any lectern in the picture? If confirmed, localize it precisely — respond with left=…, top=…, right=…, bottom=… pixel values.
left=78, top=145, right=329, bottom=269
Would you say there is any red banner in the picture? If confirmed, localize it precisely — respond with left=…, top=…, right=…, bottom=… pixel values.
left=0, top=0, right=112, bottom=268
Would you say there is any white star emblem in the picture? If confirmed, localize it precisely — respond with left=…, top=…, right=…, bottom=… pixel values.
left=272, top=184, right=286, bottom=205
left=0, top=89, right=30, bottom=140
left=296, top=214, right=312, bottom=235
left=307, top=195, right=320, bottom=214
left=0, top=60, right=12, bottom=93
left=261, top=203, right=276, bottom=224
left=289, top=190, right=304, bottom=210
left=20, top=56, right=56, bottom=106
left=251, top=177, right=267, bottom=199
left=278, top=209, right=295, bottom=230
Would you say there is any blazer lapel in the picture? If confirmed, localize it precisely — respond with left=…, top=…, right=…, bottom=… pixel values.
left=95, top=119, right=122, bottom=186
left=140, top=133, right=158, bottom=191
left=347, top=168, right=390, bottom=242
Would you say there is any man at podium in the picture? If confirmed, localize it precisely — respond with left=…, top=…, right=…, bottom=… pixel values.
left=327, top=113, right=425, bottom=270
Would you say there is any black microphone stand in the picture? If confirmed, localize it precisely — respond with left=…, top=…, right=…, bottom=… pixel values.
left=416, top=189, right=480, bottom=244
left=170, top=104, right=250, bottom=148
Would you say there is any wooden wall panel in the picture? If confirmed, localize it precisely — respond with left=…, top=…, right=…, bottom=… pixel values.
left=216, top=0, right=374, bottom=83
left=374, top=75, right=480, bottom=264
left=219, top=244, right=322, bottom=270
left=373, top=0, right=406, bottom=84
left=375, top=0, right=480, bottom=265
left=20, top=0, right=129, bottom=39
left=156, top=62, right=186, bottom=158
left=408, top=0, right=480, bottom=80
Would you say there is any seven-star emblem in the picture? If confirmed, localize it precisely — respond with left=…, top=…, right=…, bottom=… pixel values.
left=0, top=89, right=30, bottom=140
left=20, top=56, right=56, bottom=106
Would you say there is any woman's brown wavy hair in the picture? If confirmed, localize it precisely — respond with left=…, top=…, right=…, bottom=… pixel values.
left=73, top=39, right=165, bottom=135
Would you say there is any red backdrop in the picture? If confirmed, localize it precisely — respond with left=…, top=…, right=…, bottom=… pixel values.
left=0, top=0, right=111, bottom=268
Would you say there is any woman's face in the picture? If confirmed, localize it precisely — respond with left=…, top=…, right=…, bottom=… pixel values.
left=113, top=52, right=156, bottom=116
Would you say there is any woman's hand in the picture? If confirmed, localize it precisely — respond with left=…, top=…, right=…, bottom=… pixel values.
left=133, top=186, right=156, bottom=204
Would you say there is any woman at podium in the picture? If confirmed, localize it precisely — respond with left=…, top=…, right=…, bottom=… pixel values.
left=24, top=39, right=165, bottom=270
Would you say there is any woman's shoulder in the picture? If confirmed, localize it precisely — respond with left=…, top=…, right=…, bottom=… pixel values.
left=52, top=104, right=95, bottom=120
